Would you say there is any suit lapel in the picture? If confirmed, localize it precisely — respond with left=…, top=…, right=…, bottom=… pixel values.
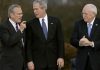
left=34, top=18, right=46, bottom=40
left=34, top=17, right=54, bottom=40
left=7, top=19, right=17, bottom=33
left=90, top=19, right=98, bottom=38
left=81, top=21, right=88, bottom=37
left=47, top=17, right=53, bottom=40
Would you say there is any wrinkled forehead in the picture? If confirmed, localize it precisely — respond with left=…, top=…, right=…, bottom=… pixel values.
left=12, top=7, right=22, bottom=13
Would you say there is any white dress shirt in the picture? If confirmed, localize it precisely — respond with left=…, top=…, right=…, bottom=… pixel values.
left=39, top=14, right=48, bottom=31
left=87, top=18, right=95, bottom=47
left=9, top=18, right=20, bottom=32
left=9, top=18, right=24, bottom=46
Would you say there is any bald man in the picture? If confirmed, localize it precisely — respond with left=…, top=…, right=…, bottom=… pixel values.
left=70, top=4, right=100, bottom=70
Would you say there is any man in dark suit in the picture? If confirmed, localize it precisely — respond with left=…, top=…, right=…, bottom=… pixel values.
left=0, top=4, right=26, bottom=70
left=26, top=0, right=64, bottom=70
left=70, top=4, right=100, bottom=70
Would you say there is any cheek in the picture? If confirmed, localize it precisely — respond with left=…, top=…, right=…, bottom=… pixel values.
left=83, top=15, right=86, bottom=20
left=83, top=15, right=88, bottom=19
left=83, top=16, right=88, bottom=22
left=34, top=10, right=37, bottom=14
left=16, top=15, right=22, bottom=21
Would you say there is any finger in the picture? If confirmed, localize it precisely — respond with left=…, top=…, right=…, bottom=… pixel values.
left=57, top=61, right=59, bottom=65
left=58, top=62, right=63, bottom=68
left=58, top=63, right=62, bottom=69
left=20, top=21, right=26, bottom=25
left=22, top=21, right=26, bottom=23
left=23, top=21, right=26, bottom=24
left=83, top=35, right=85, bottom=38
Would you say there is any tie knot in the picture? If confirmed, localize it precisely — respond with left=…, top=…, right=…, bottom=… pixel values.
left=88, top=23, right=92, bottom=26
left=87, top=23, right=92, bottom=28
left=42, top=18, right=45, bottom=22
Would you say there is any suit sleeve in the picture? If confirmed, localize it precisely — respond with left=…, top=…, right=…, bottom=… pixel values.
left=92, top=24, right=100, bottom=50
left=56, top=18, right=64, bottom=58
left=70, top=22, right=80, bottom=48
left=0, top=24, right=23, bottom=47
left=94, top=41, right=100, bottom=50
left=25, top=22, right=33, bottom=62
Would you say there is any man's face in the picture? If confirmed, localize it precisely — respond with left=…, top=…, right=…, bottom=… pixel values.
left=10, top=7, right=23, bottom=23
left=33, top=3, right=46, bottom=18
left=82, top=8, right=95, bottom=23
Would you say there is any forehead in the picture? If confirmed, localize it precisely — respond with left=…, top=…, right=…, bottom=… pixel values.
left=33, top=3, right=42, bottom=8
left=82, top=7, right=92, bottom=13
left=13, top=7, right=22, bottom=13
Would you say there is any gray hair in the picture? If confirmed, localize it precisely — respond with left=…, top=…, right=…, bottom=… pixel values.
left=83, top=4, right=97, bottom=15
left=8, top=4, right=21, bottom=17
left=33, top=0, right=47, bottom=10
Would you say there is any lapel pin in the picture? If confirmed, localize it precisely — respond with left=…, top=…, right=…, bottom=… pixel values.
left=95, top=24, right=98, bottom=26
left=51, top=23, right=53, bottom=24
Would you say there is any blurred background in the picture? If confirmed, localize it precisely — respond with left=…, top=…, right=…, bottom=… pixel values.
left=0, top=0, right=100, bottom=70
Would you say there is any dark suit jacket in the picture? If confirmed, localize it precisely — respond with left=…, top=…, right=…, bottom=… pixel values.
left=0, top=19, right=25, bottom=70
left=26, top=16, right=64, bottom=68
left=0, top=39, right=3, bottom=60
left=70, top=18, right=100, bottom=70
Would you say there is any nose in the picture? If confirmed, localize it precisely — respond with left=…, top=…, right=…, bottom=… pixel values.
left=21, top=13, right=23, bottom=17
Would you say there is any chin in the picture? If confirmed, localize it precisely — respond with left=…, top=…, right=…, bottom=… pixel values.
left=84, top=19, right=87, bottom=22
left=35, top=16, right=39, bottom=18
left=17, top=20, right=21, bottom=23
left=35, top=15, right=41, bottom=18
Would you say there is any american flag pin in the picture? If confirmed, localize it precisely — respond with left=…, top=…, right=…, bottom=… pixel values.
left=95, top=24, right=98, bottom=26
left=51, top=23, right=53, bottom=24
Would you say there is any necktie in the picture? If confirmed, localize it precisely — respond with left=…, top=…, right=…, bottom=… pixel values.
left=42, top=19, right=48, bottom=39
left=16, top=23, right=24, bottom=47
left=16, top=23, right=19, bottom=31
left=87, top=23, right=92, bottom=36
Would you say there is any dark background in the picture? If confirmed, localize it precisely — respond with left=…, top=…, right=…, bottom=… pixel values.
left=0, top=0, right=100, bottom=70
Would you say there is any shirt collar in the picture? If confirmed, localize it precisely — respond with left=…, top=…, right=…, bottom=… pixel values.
left=9, top=18, right=16, bottom=28
left=39, top=14, right=48, bottom=23
left=9, top=18, right=19, bottom=31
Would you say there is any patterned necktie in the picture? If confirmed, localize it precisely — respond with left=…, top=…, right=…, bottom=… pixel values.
left=16, top=23, right=24, bottom=47
left=42, top=19, right=48, bottom=39
left=16, top=23, right=19, bottom=31
left=87, top=23, right=92, bottom=36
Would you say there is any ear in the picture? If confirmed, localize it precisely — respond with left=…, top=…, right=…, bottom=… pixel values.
left=10, top=13, right=14, bottom=18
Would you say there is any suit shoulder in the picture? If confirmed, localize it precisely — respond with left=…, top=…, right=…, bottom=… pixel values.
left=74, top=19, right=85, bottom=25
left=0, top=19, right=9, bottom=28
left=95, top=18, right=100, bottom=22
left=26, top=18, right=38, bottom=27
left=27, top=18, right=38, bottom=23
left=48, top=16, right=61, bottom=25
left=49, top=16, right=60, bottom=20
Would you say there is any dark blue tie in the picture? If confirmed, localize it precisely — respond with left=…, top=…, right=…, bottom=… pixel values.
left=42, top=19, right=47, bottom=39
left=87, top=23, right=92, bottom=36
left=16, top=23, right=24, bottom=46
left=16, top=23, right=19, bottom=31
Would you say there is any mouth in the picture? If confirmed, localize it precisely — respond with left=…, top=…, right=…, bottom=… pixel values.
left=19, top=18, right=22, bottom=20
left=35, top=14, right=38, bottom=16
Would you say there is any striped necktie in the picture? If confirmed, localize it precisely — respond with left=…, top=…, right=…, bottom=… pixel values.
left=42, top=19, right=48, bottom=39
left=16, top=23, right=19, bottom=31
